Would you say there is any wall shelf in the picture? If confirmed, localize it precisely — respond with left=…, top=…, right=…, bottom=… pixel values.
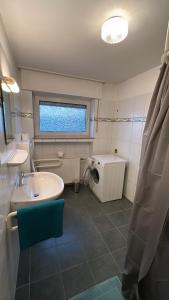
left=7, top=149, right=28, bottom=166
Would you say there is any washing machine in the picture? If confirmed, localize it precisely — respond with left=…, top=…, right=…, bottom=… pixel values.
left=89, top=154, right=126, bottom=202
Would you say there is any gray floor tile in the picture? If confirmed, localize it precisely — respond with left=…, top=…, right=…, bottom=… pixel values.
left=72, top=216, right=95, bottom=233
left=17, top=249, right=30, bottom=287
left=30, top=246, right=59, bottom=282
left=56, top=224, right=99, bottom=247
left=79, top=186, right=96, bottom=198
left=79, top=193, right=99, bottom=207
left=89, top=253, right=120, bottom=284
left=15, top=285, right=29, bottom=300
left=30, top=274, right=66, bottom=300
left=92, top=215, right=115, bottom=233
left=55, top=227, right=80, bottom=246
left=82, top=232, right=109, bottom=261
left=100, top=228, right=126, bottom=251
left=64, top=215, right=93, bottom=234
left=57, top=242, right=86, bottom=271
left=30, top=238, right=56, bottom=256
left=124, top=208, right=132, bottom=220
left=86, top=204, right=103, bottom=217
left=79, top=226, right=105, bottom=244
left=62, top=263, right=95, bottom=298
left=64, top=208, right=83, bottom=222
left=120, top=198, right=133, bottom=210
left=107, top=211, right=129, bottom=227
left=112, top=248, right=127, bottom=273
left=69, top=206, right=89, bottom=218
left=99, top=200, right=122, bottom=214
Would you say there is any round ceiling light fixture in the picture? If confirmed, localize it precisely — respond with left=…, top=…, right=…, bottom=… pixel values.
left=101, top=16, right=128, bottom=44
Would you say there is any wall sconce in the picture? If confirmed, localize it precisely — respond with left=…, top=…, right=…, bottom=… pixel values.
left=1, top=76, right=20, bottom=93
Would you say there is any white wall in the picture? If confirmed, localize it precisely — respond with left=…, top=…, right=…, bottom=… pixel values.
left=117, top=66, right=160, bottom=100
left=20, top=68, right=102, bottom=99
left=0, top=16, right=21, bottom=300
left=112, top=66, right=160, bottom=202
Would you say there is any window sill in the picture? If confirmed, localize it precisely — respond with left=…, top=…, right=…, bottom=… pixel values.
left=33, top=138, right=94, bottom=143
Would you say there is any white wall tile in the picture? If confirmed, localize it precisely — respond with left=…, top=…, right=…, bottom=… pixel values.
left=131, top=122, right=143, bottom=144
left=124, top=179, right=136, bottom=203
left=20, top=90, right=33, bottom=113
left=111, top=92, right=153, bottom=202
left=21, top=118, right=34, bottom=138
left=118, top=100, right=133, bottom=118
left=133, top=96, right=146, bottom=117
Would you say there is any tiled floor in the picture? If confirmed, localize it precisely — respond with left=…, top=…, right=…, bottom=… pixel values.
left=15, top=185, right=132, bottom=300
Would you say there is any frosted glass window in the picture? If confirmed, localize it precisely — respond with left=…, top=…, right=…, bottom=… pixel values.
left=39, top=101, right=87, bottom=133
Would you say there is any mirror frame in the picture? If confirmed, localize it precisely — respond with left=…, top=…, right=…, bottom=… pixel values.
left=0, top=81, right=14, bottom=145
left=0, top=84, right=8, bottom=144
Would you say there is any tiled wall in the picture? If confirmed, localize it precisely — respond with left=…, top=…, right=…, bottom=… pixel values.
left=34, top=142, right=92, bottom=159
left=92, top=84, right=115, bottom=154
left=20, top=90, right=34, bottom=139
left=111, top=66, right=160, bottom=202
left=111, top=94, right=151, bottom=201
left=20, top=83, right=116, bottom=177
left=0, top=16, right=21, bottom=300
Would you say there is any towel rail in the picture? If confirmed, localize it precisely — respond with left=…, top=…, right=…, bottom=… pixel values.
left=34, top=158, right=62, bottom=163
left=6, top=211, right=18, bottom=231
left=32, top=158, right=62, bottom=171
left=34, top=163, right=62, bottom=169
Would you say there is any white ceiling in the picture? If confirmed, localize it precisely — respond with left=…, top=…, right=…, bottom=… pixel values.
left=0, top=0, right=169, bottom=82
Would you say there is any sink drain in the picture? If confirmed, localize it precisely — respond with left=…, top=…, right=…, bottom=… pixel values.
left=33, top=193, right=39, bottom=198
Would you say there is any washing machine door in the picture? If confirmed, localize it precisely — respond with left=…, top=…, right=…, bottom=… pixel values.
left=90, top=167, right=100, bottom=184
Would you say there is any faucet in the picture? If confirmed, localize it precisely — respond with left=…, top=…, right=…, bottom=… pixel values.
left=18, top=172, right=34, bottom=186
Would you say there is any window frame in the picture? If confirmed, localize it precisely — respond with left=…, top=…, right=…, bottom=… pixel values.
left=34, top=96, right=91, bottom=139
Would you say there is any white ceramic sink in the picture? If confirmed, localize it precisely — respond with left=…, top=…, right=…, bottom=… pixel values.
left=11, top=172, right=64, bottom=211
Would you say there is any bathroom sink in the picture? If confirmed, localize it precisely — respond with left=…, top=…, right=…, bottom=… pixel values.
left=11, top=172, right=64, bottom=211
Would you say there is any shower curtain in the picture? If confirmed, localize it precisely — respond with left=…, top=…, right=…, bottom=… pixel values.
left=122, top=62, right=169, bottom=300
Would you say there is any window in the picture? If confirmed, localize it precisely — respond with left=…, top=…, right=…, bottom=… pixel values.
left=34, top=96, right=91, bottom=138
left=39, top=101, right=86, bottom=133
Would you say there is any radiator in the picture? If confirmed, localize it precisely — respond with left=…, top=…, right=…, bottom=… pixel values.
left=33, top=157, right=80, bottom=184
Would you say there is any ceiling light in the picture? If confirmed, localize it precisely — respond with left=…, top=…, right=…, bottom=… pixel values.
left=101, top=16, right=128, bottom=44
left=1, top=76, right=20, bottom=93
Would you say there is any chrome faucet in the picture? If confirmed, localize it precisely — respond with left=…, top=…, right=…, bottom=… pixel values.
left=18, top=172, right=34, bottom=186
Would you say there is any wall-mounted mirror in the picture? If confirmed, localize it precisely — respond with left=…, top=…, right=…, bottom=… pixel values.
left=0, top=85, right=14, bottom=144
